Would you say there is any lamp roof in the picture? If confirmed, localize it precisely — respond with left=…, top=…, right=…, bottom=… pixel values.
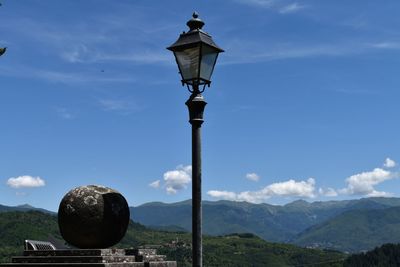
left=167, top=12, right=224, bottom=53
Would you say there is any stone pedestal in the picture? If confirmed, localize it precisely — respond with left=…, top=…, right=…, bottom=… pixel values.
left=0, top=248, right=176, bottom=267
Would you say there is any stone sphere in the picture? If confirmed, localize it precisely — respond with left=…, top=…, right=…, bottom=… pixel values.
left=58, top=185, right=130, bottom=249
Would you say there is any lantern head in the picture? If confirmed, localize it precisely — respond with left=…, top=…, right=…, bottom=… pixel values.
left=167, top=12, right=224, bottom=90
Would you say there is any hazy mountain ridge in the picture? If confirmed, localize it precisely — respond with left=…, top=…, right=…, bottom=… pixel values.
left=0, top=204, right=55, bottom=214
left=131, top=197, right=400, bottom=251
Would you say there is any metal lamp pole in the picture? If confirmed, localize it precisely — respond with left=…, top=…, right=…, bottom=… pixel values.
left=186, top=85, right=206, bottom=267
left=167, top=13, right=223, bottom=267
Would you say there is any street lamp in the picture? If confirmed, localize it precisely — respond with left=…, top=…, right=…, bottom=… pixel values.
left=167, top=12, right=224, bottom=267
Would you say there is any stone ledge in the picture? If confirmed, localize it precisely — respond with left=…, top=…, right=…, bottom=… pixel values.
left=0, top=249, right=176, bottom=267
left=0, top=263, right=145, bottom=267
left=23, top=249, right=131, bottom=257
left=12, top=256, right=137, bottom=264
left=0, top=262, right=177, bottom=267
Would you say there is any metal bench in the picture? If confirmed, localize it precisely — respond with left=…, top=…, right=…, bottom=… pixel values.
left=24, top=240, right=56, bottom=251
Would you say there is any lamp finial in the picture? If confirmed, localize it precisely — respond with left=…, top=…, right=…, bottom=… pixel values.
left=187, top=11, right=205, bottom=31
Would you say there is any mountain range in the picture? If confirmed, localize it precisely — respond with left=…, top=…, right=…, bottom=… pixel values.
left=130, top=197, right=400, bottom=252
left=3, top=197, right=400, bottom=253
left=0, top=204, right=54, bottom=214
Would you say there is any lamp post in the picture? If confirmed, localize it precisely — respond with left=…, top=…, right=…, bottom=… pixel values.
left=167, top=12, right=224, bottom=267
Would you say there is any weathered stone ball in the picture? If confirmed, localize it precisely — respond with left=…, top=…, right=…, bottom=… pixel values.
left=58, top=185, right=130, bottom=249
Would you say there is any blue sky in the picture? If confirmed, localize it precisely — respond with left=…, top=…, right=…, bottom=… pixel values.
left=1, top=0, right=400, bottom=211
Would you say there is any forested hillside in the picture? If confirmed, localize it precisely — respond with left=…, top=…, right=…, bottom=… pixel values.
left=0, top=211, right=345, bottom=266
left=344, top=243, right=400, bottom=267
left=293, top=207, right=400, bottom=252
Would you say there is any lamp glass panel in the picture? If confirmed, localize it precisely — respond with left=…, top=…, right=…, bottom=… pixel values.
left=199, top=45, right=219, bottom=81
left=174, top=46, right=200, bottom=82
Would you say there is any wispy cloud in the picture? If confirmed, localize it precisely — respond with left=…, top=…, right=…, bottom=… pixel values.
left=279, top=3, right=306, bottom=14
left=334, top=88, right=377, bottom=95
left=149, top=180, right=161, bottom=189
left=0, top=64, right=136, bottom=84
left=221, top=42, right=355, bottom=65
left=56, top=107, right=74, bottom=120
left=5, top=12, right=175, bottom=64
left=235, top=0, right=276, bottom=8
left=98, top=99, right=141, bottom=114
left=93, top=51, right=171, bottom=65
left=0, top=12, right=172, bottom=85
left=221, top=40, right=400, bottom=65
left=234, top=0, right=306, bottom=14
left=36, top=69, right=137, bottom=84
left=61, top=44, right=171, bottom=65
left=61, top=44, right=91, bottom=63
left=369, top=42, right=400, bottom=49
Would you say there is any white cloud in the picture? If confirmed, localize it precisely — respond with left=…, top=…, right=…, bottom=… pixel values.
left=318, top=187, right=338, bottom=197
left=384, top=158, right=396, bottom=168
left=211, top=160, right=399, bottom=201
left=208, top=178, right=316, bottom=203
left=7, top=176, right=46, bottom=189
left=163, top=165, right=192, bottom=194
left=279, top=3, right=305, bottom=14
left=207, top=190, right=237, bottom=201
left=264, top=178, right=316, bottom=198
left=339, top=168, right=394, bottom=197
left=236, top=190, right=266, bottom=203
left=149, top=180, right=160, bottom=189
left=367, top=190, right=393, bottom=197
left=246, top=173, right=260, bottom=182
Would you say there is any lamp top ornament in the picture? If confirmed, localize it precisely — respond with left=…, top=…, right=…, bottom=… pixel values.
left=187, top=12, right=205, bottom=31
left=167, top=12, right=224, bottom=91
